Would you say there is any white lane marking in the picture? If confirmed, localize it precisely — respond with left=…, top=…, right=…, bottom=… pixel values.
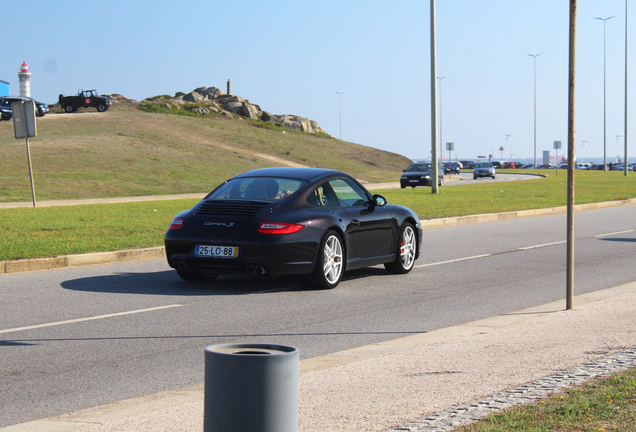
left=518, top=241, right=567, bottom=250
left=417, top=230, right=634, bottom=270
left=594, top=229, right=636, bottom=238
left=0, top=304, right=183, bottom=335
left=415, top=254, right=492, bottom=268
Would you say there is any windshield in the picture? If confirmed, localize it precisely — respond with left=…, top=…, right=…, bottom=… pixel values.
left=207, top=177, right=307, bottom=201
left=475, top=163, right=492, bottom=168
left=406, top=163, right=431, bottom=172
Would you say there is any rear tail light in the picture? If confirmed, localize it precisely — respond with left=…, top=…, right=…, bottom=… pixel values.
left=258, top=222, right=304, bottom=235
left=169, top=217, right=186, bottom=230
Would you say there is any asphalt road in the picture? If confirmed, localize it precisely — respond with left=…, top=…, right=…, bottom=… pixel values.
left=1, top=204, right=635, bottom=427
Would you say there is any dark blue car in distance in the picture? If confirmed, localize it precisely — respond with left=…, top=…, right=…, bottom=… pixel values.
left=400, top=162, right=444, bottom=188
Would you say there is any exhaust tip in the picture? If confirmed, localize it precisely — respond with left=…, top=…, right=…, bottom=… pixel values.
left=255, top=266, right=266, bottom=275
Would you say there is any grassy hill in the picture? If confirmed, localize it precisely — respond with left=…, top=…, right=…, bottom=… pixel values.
left=0, top=101, right=411, bottom=203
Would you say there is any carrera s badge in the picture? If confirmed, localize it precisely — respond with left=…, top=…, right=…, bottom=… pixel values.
left=204, top=222, right=235, bottom=227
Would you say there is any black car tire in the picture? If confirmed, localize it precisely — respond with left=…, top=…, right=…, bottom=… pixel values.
left=300, top=230, right=344, bottom=290
left=97, top=104, right=108, bottom=112
left=64, top=105, right=76, bottom=113
left=176, top=268, right=219, bottom=282
left=385, top=222, right=417, bottom=274
left=492, top=175, right=496, bottom=179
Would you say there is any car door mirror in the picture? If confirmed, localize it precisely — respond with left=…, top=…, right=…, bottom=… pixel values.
left=372, top=194, right=387, bottom=207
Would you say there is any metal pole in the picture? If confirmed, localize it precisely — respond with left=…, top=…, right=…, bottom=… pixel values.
left=595, top=16, right=615, bottom=171
left=582, top=140, right=587, bottom=163
left=437, top=76, right=445, bottom=171
left=430, top=0, right=439, bottom=194
left=625, top=0, right=630, bottom=176
left=505, top=135, right=511, bottom=162
left=528, top=54, right=542, bottom=170
left=25, top=137, right=36, bottom=208
left=566, top=0, right=577, bottom=310
left=335, top=92, right=343, bottom=140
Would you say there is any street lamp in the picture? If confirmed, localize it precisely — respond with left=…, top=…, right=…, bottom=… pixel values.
left=335, top=91, right=343, bottom=140
left=624, top=0, right=629, bottom=176
left=437, top=77, right=445, bottom=167
left=595, top=16, right=616, bottom=171
left=505, top=135, right=511, bottom=161
left=528, top=54, right=542, bottom=170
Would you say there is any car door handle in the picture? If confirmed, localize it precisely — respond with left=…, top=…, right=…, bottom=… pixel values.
left=351, top=219, right=360, bottom=226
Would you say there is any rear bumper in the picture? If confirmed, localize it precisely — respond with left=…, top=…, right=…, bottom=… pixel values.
left=164, top=228, right=321, bottom=275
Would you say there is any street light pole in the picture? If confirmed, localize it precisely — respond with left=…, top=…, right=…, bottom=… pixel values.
left=625, top=0, right=630, bottom=176
left=437, top=77, right=445, bottom=168
left=505, top=135, right=511, bottom=162
left=528, top=54, right=542, bottom=170
left=595, top=16, right=615, bottom=171
left=430, top=0, right=440, bottom=194
left=335, top=92, right=343, bottom=140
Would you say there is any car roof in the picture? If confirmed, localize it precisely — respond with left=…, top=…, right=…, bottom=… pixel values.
left=233, top=167, right=343, bottom=181
left=0, top=96, right=44, bottom=102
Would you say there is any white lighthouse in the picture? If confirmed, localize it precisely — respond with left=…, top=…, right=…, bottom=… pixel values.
left=18, top=61, right=31, bottom=97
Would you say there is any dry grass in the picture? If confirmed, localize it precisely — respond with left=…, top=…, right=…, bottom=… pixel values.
left=0, top=103, right=411, bottom=202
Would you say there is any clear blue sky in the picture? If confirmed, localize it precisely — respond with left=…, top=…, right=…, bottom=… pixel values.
left=2, top=0, right=632, bottom=161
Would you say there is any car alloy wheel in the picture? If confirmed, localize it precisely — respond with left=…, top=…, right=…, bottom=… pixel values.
left=300, top=230, right=344, bottom=289
left=385, top=223, right=416, bottom=274
left=322, top=233, right=343, bottom=285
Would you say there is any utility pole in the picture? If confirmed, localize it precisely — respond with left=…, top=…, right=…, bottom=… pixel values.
left=566, top=0, right=577, bottom=310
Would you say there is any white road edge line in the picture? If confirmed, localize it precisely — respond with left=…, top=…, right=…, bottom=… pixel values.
left=415, top=254, right=492, bottom=268
left=519, top=240, right=567, bottom=250
left=594, top=229, right=636, bottom=238
left=0, top=304, right=183, bottom=335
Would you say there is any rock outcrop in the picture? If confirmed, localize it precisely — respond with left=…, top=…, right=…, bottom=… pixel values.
left=140, top=86, right=326, bottom=134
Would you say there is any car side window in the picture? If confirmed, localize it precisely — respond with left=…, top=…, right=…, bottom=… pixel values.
left=307, top=182, right=339, bottom=207
left=328, top=178, right=369, bottom=208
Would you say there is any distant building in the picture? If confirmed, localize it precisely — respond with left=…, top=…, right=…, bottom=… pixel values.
left=0, top=79, right=8, bottom=96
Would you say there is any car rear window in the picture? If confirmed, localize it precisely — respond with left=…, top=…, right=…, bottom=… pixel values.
left=208, top=177, right=307, bottom=201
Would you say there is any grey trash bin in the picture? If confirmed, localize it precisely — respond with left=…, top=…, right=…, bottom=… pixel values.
left=204, top=343, right=299, bottom=432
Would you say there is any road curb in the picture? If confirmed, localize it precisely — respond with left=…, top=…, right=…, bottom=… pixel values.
left=1, top=247, right=165, bottom=275
left=2, top=198, right=635, bottom=275
left=419, top=197, right=636, bottom=228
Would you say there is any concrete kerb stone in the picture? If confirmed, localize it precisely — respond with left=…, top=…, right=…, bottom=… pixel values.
left=1, top=247, right=164, bottom=275
left=2, top=197, right=635, bottom=275
left=419, top=197, right=636, bottom=229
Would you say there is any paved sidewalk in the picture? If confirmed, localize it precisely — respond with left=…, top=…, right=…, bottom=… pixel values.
left=4, top=282, right=635, bottom=432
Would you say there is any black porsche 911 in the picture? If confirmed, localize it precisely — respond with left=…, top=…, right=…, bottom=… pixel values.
left=164, top=167, right=422, bottom=289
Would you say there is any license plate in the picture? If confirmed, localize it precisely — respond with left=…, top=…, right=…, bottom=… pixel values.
left=409, top=180, right=419, bottom=183
left=195, top=245, right=239, bottom=258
